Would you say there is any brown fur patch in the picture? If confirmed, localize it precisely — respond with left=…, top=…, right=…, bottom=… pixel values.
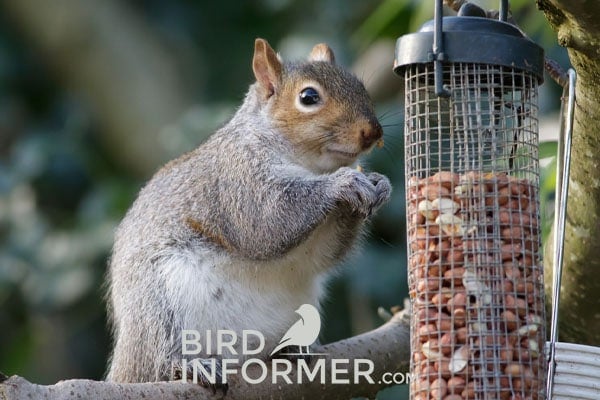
left=185, top=217, right=234, bottom=252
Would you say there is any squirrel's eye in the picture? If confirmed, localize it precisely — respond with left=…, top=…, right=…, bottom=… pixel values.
left=299, top=87, right=321, bottom=106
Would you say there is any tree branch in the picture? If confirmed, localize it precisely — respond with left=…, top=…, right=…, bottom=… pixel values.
left=0, top=312, right=411, bottom=400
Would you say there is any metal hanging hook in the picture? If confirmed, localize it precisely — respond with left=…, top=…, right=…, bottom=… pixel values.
left=433, top=0, right=450, bottom=97
left=546, top=68, right=576, bottom=400
left=499, top=0, right=509, bottom=22
left=432, top=0, right=509, bottom=97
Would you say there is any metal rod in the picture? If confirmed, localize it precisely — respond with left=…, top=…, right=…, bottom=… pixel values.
left=433, top=0, right=450, bottom=97
left=546, top=68, right=576, bottom=400
left=499, top=0, right=508, bottom=22
left=433, top=0, right=443, bottom=55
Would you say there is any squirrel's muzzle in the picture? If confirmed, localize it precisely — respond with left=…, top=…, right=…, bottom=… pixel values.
left=359, top=119, right=383, bottom=150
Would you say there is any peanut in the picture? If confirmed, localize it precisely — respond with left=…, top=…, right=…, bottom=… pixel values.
left=517, top=324, right=539, bottom=337
left=515, top=279, right=534, bottom=295
left=426, top=171, right=460, bottom=190
left=446, top=292, right=466, bottom=313
left=444, top=267, right=465, bottom=286
left=431, top=197, right=461, bottom=215
left=526, top=314, right=543, bottom=326
left=432, top=290, right=453, bottom=306
left=452, top=308, right=466, bottom=328
left=502, top=279, right=514, bottom=292
left=413, top=351, right=426, bottom=363
left=413, top=228, right=429, bottom=250
left=416, top=307, right=436, bottom=323
left=501, top=310, right=519, bottom=331
left=429, top=240, right=451, bottom=259
left=431, top=378, right=448, bottom=399
left=422, top=340, right=443, bottom=360
left=499, top=210, right=536, bottom=228
left=443, top=395, right=464, bottom=400
left=427, top=261, right=445, bottom=278
left=501, top=242, right=522, bottom=260
left=503, top=262, right=522, bottom=279
left=449, top=345, right=469, bottom=373
left=436, top=213, right=464, bottom=236
left=417, top=278, right=440, bottom=292
left=427, top=223, right=442, bottom=237
left=446, top=247, right=464, bottom=264
left=484, top=172, right=509, bottom=190
left=435, top=312, right=453, bottom=331
left=434, top=357, right=452, bottom=379
left=498, top=186, right=511, bottom=204
left=418, top=323, right=438, bottom=341
left=418, top=199, right=438, bottom=220
left=504, top=195, right=529, bottom=210
left=447, top=376, right=466, bottom=394
left=439, top=332, right=456, bottom=356
left=521, top=255, right=534, bottom=266
left=504, top=363, right=524, bottom=377
left=461, top=381, right=476, bottom=399
left=499, top=344, right=515, bottom=363
left=421, top=185, right=451, bottom=200
left=514, top=348, right=531, bottom=362
left=502, top=226, right=524, bottom=240
left=524, top=338, right=540, bottom=358
left=455, top=327, right=468, bottom=344
left=414, top=211, right=426, bottom=225
left=417, top=360, right=436, bottom=380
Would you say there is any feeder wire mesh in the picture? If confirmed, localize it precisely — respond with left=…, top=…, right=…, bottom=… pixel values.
left=397, top=15, right=546, bottom=398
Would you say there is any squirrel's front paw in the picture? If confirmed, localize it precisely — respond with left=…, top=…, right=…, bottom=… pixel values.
left=332, top=167, right=392, bottom=217
left=365, top=171, right=392, bottom=213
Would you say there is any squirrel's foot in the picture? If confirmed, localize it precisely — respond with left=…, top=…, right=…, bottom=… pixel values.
left=173, top=358, right=229, bottom=396
left=269, top=345, right=313, bottom=364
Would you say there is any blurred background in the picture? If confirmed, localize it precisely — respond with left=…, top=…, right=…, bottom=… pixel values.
left=0, top=0, right=566, bottom=398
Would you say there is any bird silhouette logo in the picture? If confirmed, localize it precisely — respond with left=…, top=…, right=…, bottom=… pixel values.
left=270, top=304, right=321, bottom=356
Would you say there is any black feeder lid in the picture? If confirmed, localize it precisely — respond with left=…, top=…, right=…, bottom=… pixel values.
left=393, top=16, right=545, bottom=84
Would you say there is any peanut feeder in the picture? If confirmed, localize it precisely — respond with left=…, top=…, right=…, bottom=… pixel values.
left=394, top=2, right=546, bottom=399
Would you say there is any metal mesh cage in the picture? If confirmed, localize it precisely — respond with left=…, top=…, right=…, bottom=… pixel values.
left=404, top=62, right=546, bottom=400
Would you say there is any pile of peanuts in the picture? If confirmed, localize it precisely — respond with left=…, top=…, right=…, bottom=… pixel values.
left=407, top=171, right=545, bottom=400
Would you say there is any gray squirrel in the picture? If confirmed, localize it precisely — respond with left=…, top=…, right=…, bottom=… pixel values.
left=106, top=38, right=392, bottom=385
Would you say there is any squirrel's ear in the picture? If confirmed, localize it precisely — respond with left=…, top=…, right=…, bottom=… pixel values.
left=253, top=38, right=282, bottom=99
left=308, top=43, right=336, bottom=64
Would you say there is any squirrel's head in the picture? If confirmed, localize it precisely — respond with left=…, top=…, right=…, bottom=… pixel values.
left=252, top=38, right=383, bottom=173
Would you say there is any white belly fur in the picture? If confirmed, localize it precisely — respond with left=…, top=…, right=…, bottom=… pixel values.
left=161, top=215, right=341, bottom=359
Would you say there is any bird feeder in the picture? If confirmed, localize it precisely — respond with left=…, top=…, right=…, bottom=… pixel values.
left=394, top=2, right=546, bottom=399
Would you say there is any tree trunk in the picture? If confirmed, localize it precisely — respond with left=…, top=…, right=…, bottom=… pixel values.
left=537, top=0, right=600, bottom=345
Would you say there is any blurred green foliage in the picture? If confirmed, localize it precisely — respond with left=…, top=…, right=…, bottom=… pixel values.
left=0, top=1, right=564, bottom=398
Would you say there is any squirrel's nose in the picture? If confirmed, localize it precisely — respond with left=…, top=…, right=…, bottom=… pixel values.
left=359, top=120, right=383, bottom=149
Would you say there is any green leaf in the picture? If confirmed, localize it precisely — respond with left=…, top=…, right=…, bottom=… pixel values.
left=352, top=0, right=409, bottom=48
left=539, top=141, right=558, bottom=159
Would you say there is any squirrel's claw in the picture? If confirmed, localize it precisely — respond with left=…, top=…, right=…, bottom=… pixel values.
left=173, top=358, right=229, bottom=396
left=269, top=344, right=313, bottom=365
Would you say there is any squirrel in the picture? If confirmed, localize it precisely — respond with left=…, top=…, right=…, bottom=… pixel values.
left=106, top=38, right=392, bottom=386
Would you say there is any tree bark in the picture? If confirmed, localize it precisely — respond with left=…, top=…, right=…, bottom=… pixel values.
left=0, top=312, right=411, bottom=400
left=537, top=0, right=600, bottom=345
